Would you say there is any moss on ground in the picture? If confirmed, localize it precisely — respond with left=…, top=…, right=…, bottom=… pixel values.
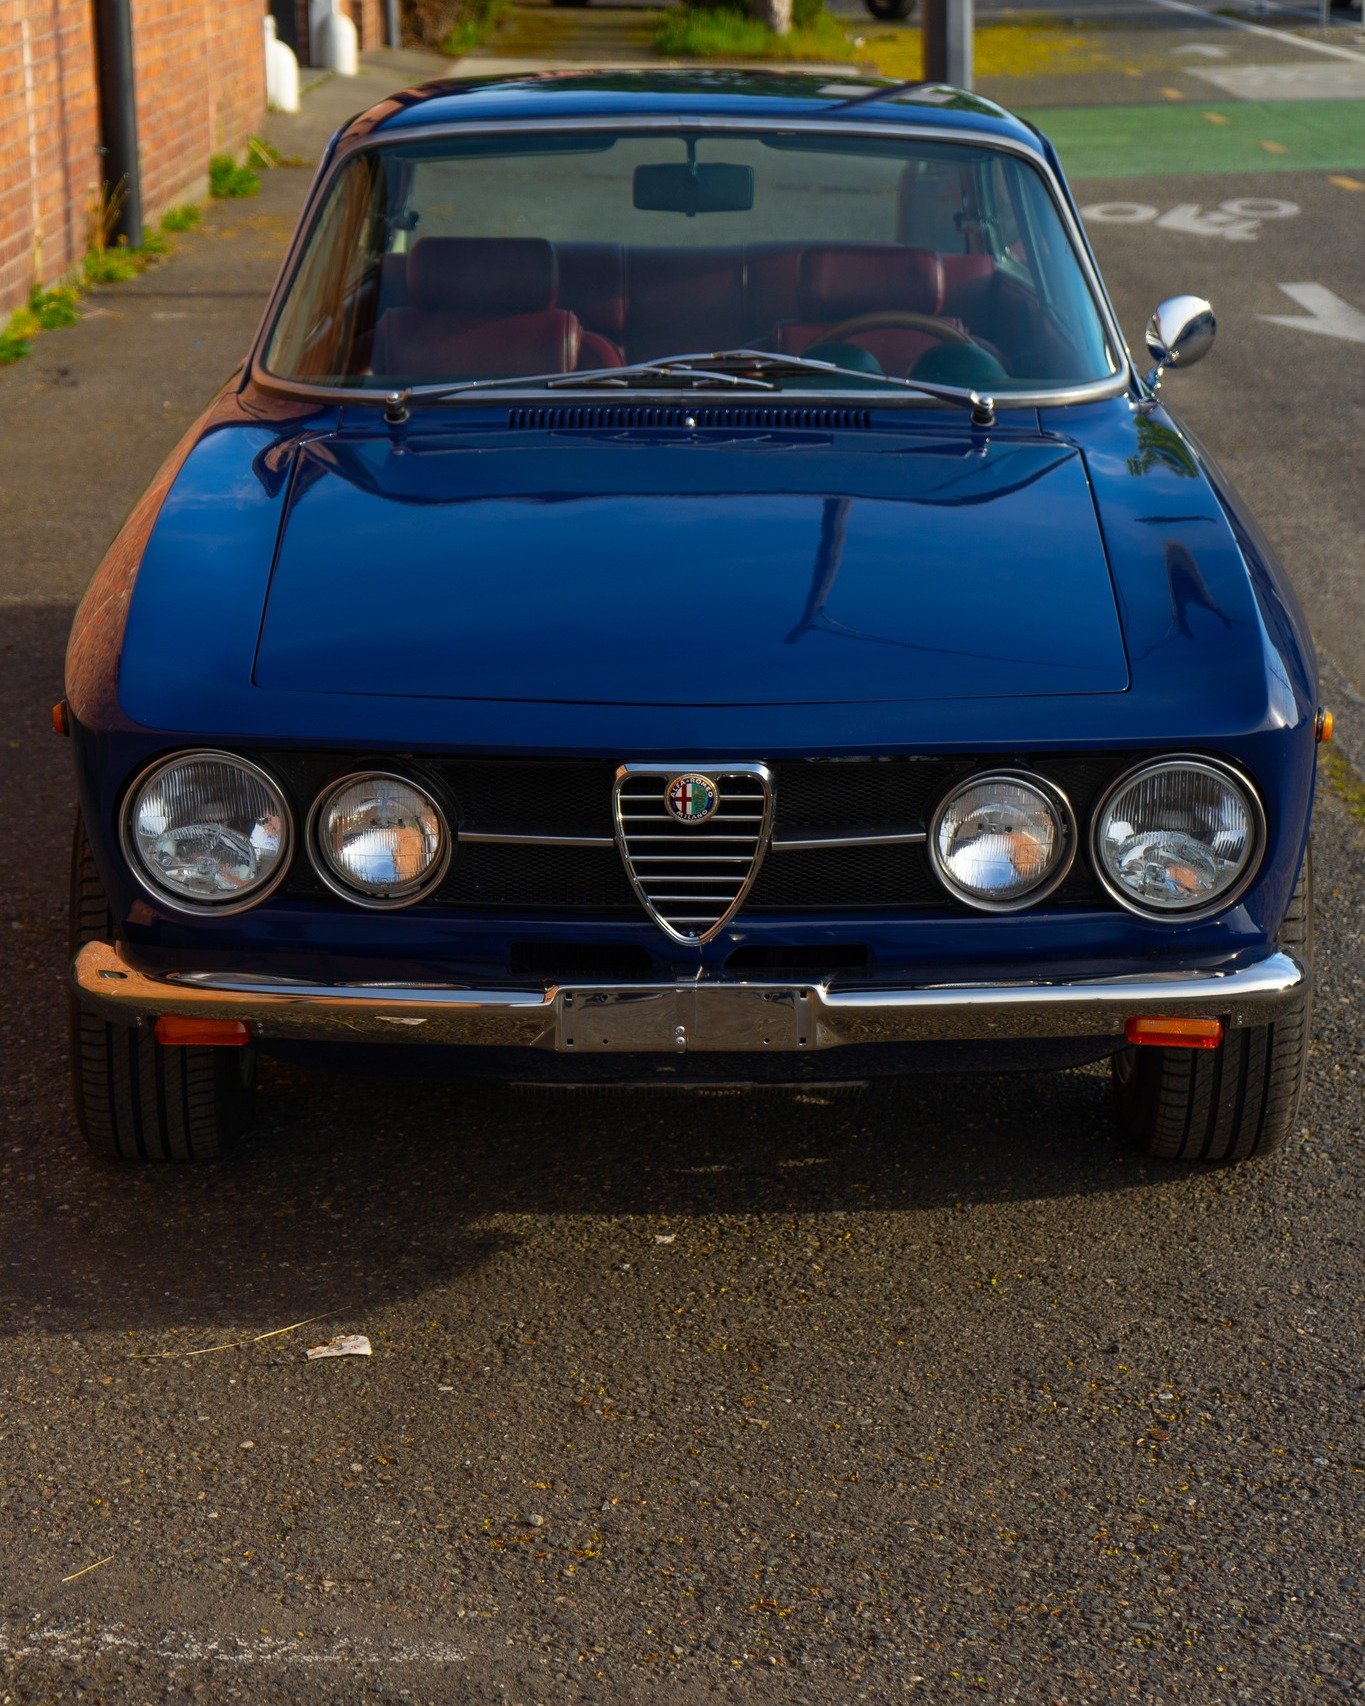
left=1319, top=745, right=1365, bottom=826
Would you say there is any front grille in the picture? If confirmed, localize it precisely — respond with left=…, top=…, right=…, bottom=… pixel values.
left=614, top=766, right=771, bottom=943
left=268, top=752, right=1130, bottom=919
left=507, top=405, right=872, bottom=433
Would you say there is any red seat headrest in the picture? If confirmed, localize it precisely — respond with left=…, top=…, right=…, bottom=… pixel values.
left=406, top=237, right=559, bottom=314
left=798, top=245, right=945, bottom=320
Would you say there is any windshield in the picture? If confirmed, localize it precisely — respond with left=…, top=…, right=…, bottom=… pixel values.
left=263, top=128, right=1121, bottom=396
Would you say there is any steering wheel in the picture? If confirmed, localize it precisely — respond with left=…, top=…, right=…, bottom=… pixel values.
left=816, top=310, right=975, bottom=348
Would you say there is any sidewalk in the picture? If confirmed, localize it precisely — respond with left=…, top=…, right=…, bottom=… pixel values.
left=0, top=47, right=447, bottom=614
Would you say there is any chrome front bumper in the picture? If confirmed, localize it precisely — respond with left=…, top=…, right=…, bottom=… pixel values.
left=72, top=941, right=1308, bottom=1054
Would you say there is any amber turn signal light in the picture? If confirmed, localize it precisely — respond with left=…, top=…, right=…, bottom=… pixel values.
left=154, top=1016, right=252, bottom=1047
left=1125, top=1016, right=1223, bottom=1050
left=1315, top=708, right=1333, bottom=743
left=51, top=700, right=70, bottom=736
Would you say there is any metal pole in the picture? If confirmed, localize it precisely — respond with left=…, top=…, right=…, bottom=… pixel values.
left=92, top=0, right=142, bottom=247
left=947, top=0, right=974, bottom=91
left=922, top=0, right=946, bottom=80
left=922, top=0, right=973, bottom=89
left=385, top=0, right=401, bottom=48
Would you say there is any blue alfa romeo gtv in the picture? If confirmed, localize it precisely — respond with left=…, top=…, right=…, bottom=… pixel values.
left=65, top=72, right=1321, bottom=1165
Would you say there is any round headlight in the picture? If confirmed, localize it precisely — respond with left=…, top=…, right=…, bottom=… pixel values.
left=124, top=751, right=291, bottom=913
left=312, top=772, right=450, bottom=907
left=1092, top=757, right=1261, bottom=916
left=930, top=772, right=1074, bottom=911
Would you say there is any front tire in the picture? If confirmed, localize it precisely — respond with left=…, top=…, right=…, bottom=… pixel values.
left=69, top=819, right=251, bottom=1161
left=1112, top=855, right=1313, bottom=1163
left=864, top=0, right=915, bottom=18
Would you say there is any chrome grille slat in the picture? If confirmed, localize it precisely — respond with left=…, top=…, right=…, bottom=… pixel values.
left=613, top=763, right=775, bottom=945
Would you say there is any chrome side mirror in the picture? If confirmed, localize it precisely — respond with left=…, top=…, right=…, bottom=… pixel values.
left=1144, top=296, right=1216, bottom=391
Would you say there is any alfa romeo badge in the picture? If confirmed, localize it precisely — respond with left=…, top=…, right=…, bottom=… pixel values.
left=665, top=773, right=719, bottom=824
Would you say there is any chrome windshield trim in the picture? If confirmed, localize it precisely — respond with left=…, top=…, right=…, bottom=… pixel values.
left=255, top=373, right=1131, bottom=411
left=246, top=113, right=1132, bottom=409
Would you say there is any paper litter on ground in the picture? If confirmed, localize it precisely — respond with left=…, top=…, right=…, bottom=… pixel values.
left=306, top=1334, right=373, bottom=1360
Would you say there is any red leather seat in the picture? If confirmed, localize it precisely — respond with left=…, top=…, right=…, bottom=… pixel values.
left=744, top=243, right=807, bottom=341
left=773, top=244, right=951, bottom=376
left=555, top=242, right=627, bottom=368
left=372, top=237, right=584, bottom=380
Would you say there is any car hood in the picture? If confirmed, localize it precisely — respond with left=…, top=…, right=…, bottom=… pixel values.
left=251, top=429, right=1129, bottom=706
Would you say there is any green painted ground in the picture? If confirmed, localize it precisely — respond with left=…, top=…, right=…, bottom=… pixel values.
left=1023, top=99, right=1365, bottom=178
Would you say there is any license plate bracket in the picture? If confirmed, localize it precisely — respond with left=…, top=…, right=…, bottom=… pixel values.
left=558, top=986, right=814, bottom=1053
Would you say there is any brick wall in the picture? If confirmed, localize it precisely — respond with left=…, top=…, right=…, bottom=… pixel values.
left=0, top=2, right=102, bottom=319
left=132, top=0, right=265, bottom=222
left=351, top=0, right=387, bottom=51
left=0, top=1, right=266, bottom=320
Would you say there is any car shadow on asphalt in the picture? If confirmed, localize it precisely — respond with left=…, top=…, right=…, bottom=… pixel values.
left=1, top=601, right=1184, bottom=1346
left=1, top=1050, right=1175, bottom=1345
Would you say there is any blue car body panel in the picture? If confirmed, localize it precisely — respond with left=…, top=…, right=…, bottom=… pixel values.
left=251, top=429, right=1130, bottom=706
left=65, top=73, right=1319, bottom=1014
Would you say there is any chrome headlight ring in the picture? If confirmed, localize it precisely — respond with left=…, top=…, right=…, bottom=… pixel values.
left=928, top=769, right=1077, bottom=913
left=119, top=749, right=295, bottom=917
left=306, top=770, right=453, bottom=910
left=1089, top=754, right=1266, bottom=920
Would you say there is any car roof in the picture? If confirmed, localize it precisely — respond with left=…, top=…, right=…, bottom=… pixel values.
left=339, top=68, right=1048, bottom=158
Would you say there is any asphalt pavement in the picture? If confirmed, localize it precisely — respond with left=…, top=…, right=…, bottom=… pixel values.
left=0, top=16, right=1363, bottom=1702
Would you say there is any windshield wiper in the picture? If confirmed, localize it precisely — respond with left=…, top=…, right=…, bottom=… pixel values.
left=661, top=349, right=998, bottom=425
left=376, top=358, right=774, bottom=420
left=374, top=346, right=994, bottom=426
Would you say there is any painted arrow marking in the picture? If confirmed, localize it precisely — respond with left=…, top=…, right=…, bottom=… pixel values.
left=1259, top=284, right=1365, bottom=344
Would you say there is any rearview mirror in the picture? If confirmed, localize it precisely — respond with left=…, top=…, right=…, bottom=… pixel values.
left=633, top=162, right=755, bottom=216
left=1144, top=295, right=1215, bottom=389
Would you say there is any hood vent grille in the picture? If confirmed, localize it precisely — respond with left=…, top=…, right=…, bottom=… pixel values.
left=507, top=404, right=872, bottom=433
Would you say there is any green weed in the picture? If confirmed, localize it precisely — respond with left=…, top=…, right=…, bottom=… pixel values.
left=654, top=4, right=852, bottom=62
left=209, top=154, right=261, bottom=199
left=440, top=0, right=507, bottom=55
left=160, top=203, right=202, bottom=233
left=82, top=244, right=143, bottom=284
left=29, top=283, right=80, bottom=329
left=0, top=307, right=38, bottom=365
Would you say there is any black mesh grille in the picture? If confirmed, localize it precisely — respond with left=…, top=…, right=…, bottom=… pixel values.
left=771, top=758, right=954, bottom=832
left=445, top=843, right=636, bottom=910
left=749, top=841, right=942, bottom=911
left=507, top=405, right=872, bottom=433
left=265, top=751, right=1132, bottom=917
left=441, top=760, right=617, bottom=835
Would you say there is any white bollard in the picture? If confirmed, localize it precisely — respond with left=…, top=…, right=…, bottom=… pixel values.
left=263, top=16, right=301, bottom=114
left=317, top=0, right=360, bottom=75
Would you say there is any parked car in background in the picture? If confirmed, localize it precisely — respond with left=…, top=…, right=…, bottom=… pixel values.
left=65, top=72, right=1320, bottom=1166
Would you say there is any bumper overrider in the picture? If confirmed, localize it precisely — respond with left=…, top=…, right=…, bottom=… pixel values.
left=73, top=941, right=1308, bottom=1055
